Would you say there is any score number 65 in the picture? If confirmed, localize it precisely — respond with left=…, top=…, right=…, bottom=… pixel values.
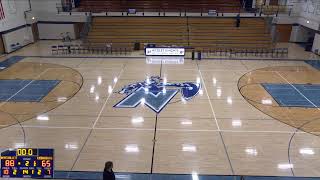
left=41, top=160, right=51, bottom=168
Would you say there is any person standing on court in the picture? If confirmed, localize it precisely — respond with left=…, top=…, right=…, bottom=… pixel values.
left=103, top=161, right=115, bottom=180
left=236, top=14, right=240, bottom=27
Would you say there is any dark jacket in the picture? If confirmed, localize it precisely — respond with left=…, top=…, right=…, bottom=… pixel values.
left=103, top=169, right=115, bottom=180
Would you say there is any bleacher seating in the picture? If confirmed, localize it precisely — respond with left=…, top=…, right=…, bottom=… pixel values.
left=188, top=17, right=273, bottom=50
left=78, top=0, right=241, bottom=13
left=85, top=17, right=273, bottom=52
left=86, top=17, right=188, bottom=50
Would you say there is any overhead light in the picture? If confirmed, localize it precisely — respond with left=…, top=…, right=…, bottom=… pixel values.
left=181, top=97, right=187, bottom=104
left=113, top=77, right=118, bottom=83
left=144, top=87, right=149, bottom=94
left=299, top=148, right=315, bottom=155
left=90, top=85, right=95, bottom=93
left=108, top=85, right=113, bottom=94
left=199, top=89, right=203, bottom=96
left=125, top=145, right=139, bottom=153
left=192, top=171, right=199, bottom=180
left=37, top=115, right=49, bottom=121
left=232, top=119, right=242, bottom=127
left=162, top=88, right=166, bottom=94
left=141, top=98, right=146, bottom=105
left=95, top=95, right=100, bottom=101
left=213, top=78, right=217, bottom=86
left=227, top=96, right=233, bottom=105
left=196, top=77, right=201, bottom=85
left=181, top=120, right=192, bottom=125
left=245, top=148, right=258, bottom=156
left=97, top=76, right=102, bottom=85
left=57, top=97, right=67, bottom=102
left=278, top=163, right=293, bottom=169
left=65, top=143, right=78, bottom=150
left=307, top=20, right=310, bottom=24
left=163, top=77, right=167, bottom=85
left=32, top=16, right=35, bottom=20
left=262, top=99, right=272, bottom=105
left=182, top=145, right=197, bottom=152
left=146, top=77, right=150, bottom=84
left=216, top=88, right=222, bottom=97
left=131, top=117, right=144, bottom=124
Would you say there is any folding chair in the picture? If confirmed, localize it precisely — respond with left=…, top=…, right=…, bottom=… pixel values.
left=57, top=45, right=65, bottom=54
left=51, top=45, right=58, bottom=55
left=70, top=45, right=78, bottom=54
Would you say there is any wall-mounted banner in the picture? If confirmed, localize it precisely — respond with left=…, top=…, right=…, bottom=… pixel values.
left=145, top=47, right=185, bottom=56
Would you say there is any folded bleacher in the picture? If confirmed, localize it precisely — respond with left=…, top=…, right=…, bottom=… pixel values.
left=188, top=18, right=273, bottom=50
left=86, top=17, right=188, bottom=50
left=84, top=17, right=273, bottom=52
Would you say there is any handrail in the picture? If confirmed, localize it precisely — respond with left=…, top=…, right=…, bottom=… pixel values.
left=56, top=2, right=242, bottom=14
left=56, top=3, right=73, bottom=13
left=257, top=4, right=294, bottom=16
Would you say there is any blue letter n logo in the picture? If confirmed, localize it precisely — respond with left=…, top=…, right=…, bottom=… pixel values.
left=114, top=87, right=178, bottom=113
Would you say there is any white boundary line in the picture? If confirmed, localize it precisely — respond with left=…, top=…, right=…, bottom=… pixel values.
left=92, top=65, right=126, bottom=128
left=11, top=125, right=315, bottom=134
left=276, top=70, right=320, bottom=176
left=197, top=65, right=220, bottom=131
left=68, top=64, right=127, bottom=173
left=0, top=69, right=49, bottom=107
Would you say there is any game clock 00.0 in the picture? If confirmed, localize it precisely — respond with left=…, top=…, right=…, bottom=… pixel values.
left=0, top=148, right=54, bottom=178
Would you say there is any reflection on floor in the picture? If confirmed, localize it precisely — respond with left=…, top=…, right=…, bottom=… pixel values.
left=1, top=41, right=320, bottom=179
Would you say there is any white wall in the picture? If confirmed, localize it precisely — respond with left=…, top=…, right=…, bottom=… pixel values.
left=2, top=26, right=34, bottom=53
left=29, top=0, right=86, bottom=23
left=0, top=0, right=30, bottom=32
left=286, top=0, right=320, bottom=25
left=38, top=23, right=76, bottom=40
left=290, top=25, right=315, bottom=42
left=30, top=0, right=61, bottom=13
left=312, top=33, right=320, bottom=53
left=34, top=12, right=87, bottom=22
left=299, top=0, right=320, bottom=24
left=0, top=0, right=35, bottom=53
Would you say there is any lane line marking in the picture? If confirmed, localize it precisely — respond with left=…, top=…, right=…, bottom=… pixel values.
left=0, top=69, right=49, bottom=107
left=13, top=125, right=313, bottom=134
left=197, top=65, right=220, bottom=131
left=197, top=62, right=235, bottom=175
left=69, top=63, right=126, bottom=173
left=276, top=71, right=319, bottom=110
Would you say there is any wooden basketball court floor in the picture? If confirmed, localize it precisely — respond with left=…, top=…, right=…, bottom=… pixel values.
left=1, top=46, right=320, bottom=179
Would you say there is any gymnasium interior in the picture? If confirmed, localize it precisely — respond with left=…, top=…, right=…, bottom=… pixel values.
left=0, top=0, right=320, bottom=179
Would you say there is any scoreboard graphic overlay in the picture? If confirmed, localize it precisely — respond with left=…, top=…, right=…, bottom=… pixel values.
left=0, top=148, right=54, bottom=178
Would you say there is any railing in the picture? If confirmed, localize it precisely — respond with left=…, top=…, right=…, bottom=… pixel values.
left=56, top=3, right=241, bottom=14
left=50, top=44, right=133, bottom=56
left=56, top=3, right=73, bottom=13
left=202, top=47, right=289, bottom=58
left=257, top=5, right=295, bottom=17
left=55, top=1, right=301, bottom=18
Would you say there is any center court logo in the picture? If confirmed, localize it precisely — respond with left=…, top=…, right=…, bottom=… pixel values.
left=114, top=76, right=201, bottom=113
